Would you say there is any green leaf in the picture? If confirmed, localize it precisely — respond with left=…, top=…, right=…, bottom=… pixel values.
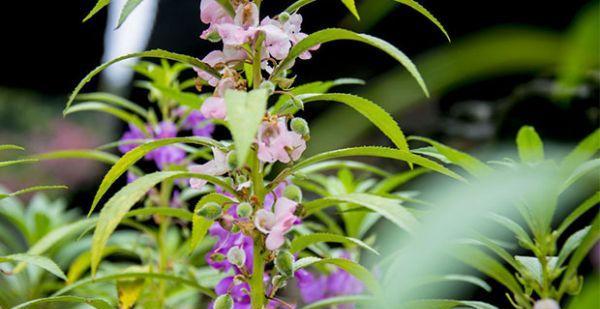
left=293, top=257, right=382, bottom=296
left=65, top=49, right=219, bottom=112
left=452, top=245, right=522, bottom=295
left=83, top=0, right=110, bottom=22
left=90, top=171, right=229, bottom=275
left=560, top=158, right=600, bottom=192
left=557, top=226, right=591, bottom=267
left=272, top=78, right=364, bottom=113
left=117, top=275, right=145, bottom=309
left=225, top=89, right=268, bottom=167
left=33, top=149, right=122, bottom=165
left=561, top=129, right=600, bottom=172
left=409, top=137, right=493, bottom=179
left=127, top=207, right=194, bottom=221
left=12, top=296, right=112, bottom=309
left=302, top=295, right=375, bottom=309
left=292, top=146, right=466, bottom=182
left=0, top=253, right=66, bottom=280
left=403, top=299, right=497, bottom=309
left=516, top=126, right=545, bottom=164
left=67, top=246, right=127, bottom=284
left=52, top=271, right=215, bottom=298
left=0, top=144, right=24, bottom=152
left=116, top=0, right=145, bottom=28
left=303, top=193, right=418, bottom=233
left=150, top=84, right=206, bottom=109
left=392, top=0, right=450, bottom=42
left=340, top=0, right=360, bottom=20
left=515, top=255, right=557, bottom=284
left=300, top=93, right=410, bottom=153
left=89, top=136, right=221, bottom=216
left=296, top=160, right=390, bottom=177
left=190, top=193, right=237, bottom=253
left=417, top=274, right=492, bottom=292
left=214, top=0, right=235, bottom=16
left=64, top=102, right=148, bottom=132
left=290, top=233, right=379, bottom=255
left=75, top=92, right=147, bottom=118
left=272, top=28, right=428, bottom=97
left=371, top=168, right=429, bottom=194
left=488, top=214, right=535, bottom=249
left=559, top=214, right=599, bottom=296
left=0, top=185, right=68, bottom=201
left=0, top=158, right=38, bottom=168
left=556, top=191, right=599, bottom=236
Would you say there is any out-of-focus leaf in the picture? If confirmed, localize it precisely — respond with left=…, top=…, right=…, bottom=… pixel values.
left=0, top=158, right=38, bottom=168
left=225, top=89, right=268, bottom=167
left=566, top=275, right=599, bottom=309
left=12, top=296, right=112, bottom=309
left=515, top=255, right=557, bottom=284
left=416, top=274, right=492, bottom=292
left=65, top=50, right=219, bottom=111
left=290, top=233, right=379, bottom=255
left=561, top=129, right=600, bottom=172
left=215, top=0, right=234, bottom=16
left=308, top=28, right=564, bottom=155
left=560, top=158, right=600, bottom=192
left=371, top=168, right=429, bottom=194
left=89, top=136, right=221, bottom=215
left=340, top=0, right=359, bottom=20
left=556, top=191, right=599, bottom=236
left=272, top=78, right=364, bottom=112
left=273, top=28, right=428, bottom=97
left=392, top=0, right=450, bottom=42
left=116, top=0, right=145, bottom=28
left=292, top=146, right=466, bottom=182
left=403, top=299, right=497, bottom=309
left=409, top=137, right=493, bottom=179
left=0, top=185, right=68, bottom=201
left=64, top=102, right=147, bottom=132
left=0, top=253, right=66, bottom=280
left=83, top=0, right=110, bottom=22
left=75, top=92, right=147, bottom=118
left=0, top=145, right=24, bottom=152
left=303, top=193, right=418, bottom=233
left=67, top=246, right=126, bottom=284
left=302, top=295, right=375, bottom=309
left=117, top=276, right=145, bottom=309
left=516, top=126, right=545, bottom=164
left=488, top=214, right=535, bottom=249
left=296, top=160, right=390, bottom=177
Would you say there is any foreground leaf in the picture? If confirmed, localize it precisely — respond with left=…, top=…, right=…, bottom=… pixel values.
left=273, top=28, right=428, bottom=97
left=117, top=0, right=145, bottom=28
left=83, top=0, right=110, bottom=22
left=225, top=89, right=268, bottom=167
left=403, top=299, right=497, bottom=309
left=302, top=295, right=375, bottom=309
left=0, top=185, right=68, bottom=201
left=0, top=253, right=66, bottom=280
left=516, top=126, right=545, bottom=164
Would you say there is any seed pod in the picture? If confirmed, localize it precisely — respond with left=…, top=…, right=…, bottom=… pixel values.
left=227, top=151, right=238, bottom=170
left=260, top=81, right=276, bottom=95
left=275, top=250, right=295, bottom=278
left=271, top=274, right=288, bottom=290
left=214, top=294, right=234, bottom=309
left=290, top=118, right=309, bottom=137
left=283, top=185, right=302, bottom=203
left=237, top=202, right=253, bottom=218
left=197, top=202, right=222, bottom=220
left=278, top=12, right=290, bottom=23
left=227, top=246, right=246, bottom=268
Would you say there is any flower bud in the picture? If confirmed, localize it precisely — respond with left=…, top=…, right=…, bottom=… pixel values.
left=236, top=202, right=253, bottom=218
left=533, top=299, right=560, bottom=309
left=227, top=151, right=238, bottom=170
left=275, top=250, right=295, bottom=277
left=197, top=202, right=222, bottom=220
left=227, top=246, right=246, bottom=268
left=290, top=117, right=309, bottom=136
left=283, top=185, right=302, bottom=203
left=271, top=274, right=287, bottom=290
left=206, top=31, right=222, bottom=43
left=260, top=81, right=276, bottom=95
left=214, top=294, right=234, bottom=309
left=278, top=12, right=290, bottom=23
left=276, top=76, right=295, bottom=89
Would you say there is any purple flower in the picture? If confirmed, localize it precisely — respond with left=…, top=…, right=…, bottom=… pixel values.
left=206, top=222, right=254, bottom=272
left=182, top=110, right=216, bottom=137
left=118, top=124, right=145, bottom=154
left=212, top=276, right=251, bottom=309
left=294, top=254, right=364, bottom=308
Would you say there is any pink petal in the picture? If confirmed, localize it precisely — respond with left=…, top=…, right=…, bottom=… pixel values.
left=265, top=231, right=285, bottom=250
left=254, top=209, right=276, bottom=233
left=201, top=97, right=227, bottom=119
left=274, top=197, right=297, bottom=220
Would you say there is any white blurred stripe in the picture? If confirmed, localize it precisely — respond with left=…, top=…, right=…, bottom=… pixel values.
left=100, top=0, right=158, bottom=93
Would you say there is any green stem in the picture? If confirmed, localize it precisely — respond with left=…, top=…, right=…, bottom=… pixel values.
left=250, top=240, right=266, bottom=309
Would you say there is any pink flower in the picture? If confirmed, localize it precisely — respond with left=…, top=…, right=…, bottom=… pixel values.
left=257, top=119, right=307, bottom=163
left=201, top=97, right=227, bottom=120
left=260, top=14, right=319, bottom=60
left=195, top=50, right=225, bottom=87
left=254, top=197, right=298, bottom=250
left=200, top=0, right=233, bottom=39
left=189, top=147, right=229, bottom=189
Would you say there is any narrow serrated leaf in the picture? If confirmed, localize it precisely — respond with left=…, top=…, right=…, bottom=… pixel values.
left=12, top=296, right=112, bottom=309
left=290, top=233, right=379, bottom=255
left=83, top=0, right=110, bottom=22
left=116, top=0, right=145, bottom=28
left=392, top=0, right=450, bottom=42
left=0, top=253, right=66, bottom=280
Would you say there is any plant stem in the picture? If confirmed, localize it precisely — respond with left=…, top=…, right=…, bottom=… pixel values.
left=250, top=240, right=266, bottom=309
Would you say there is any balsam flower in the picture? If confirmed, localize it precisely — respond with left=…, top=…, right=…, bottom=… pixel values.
left=201, top=96, right=228, bottom=120
left=254, top=197, right=298, bottom=250
left=257, top=119, right=306, bottom=164
left=200, top=0, right=234, bottom=40
left=189, top=147, right=229, bottom=189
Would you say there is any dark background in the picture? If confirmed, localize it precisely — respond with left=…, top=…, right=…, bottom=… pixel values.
left=0, top=0, right=597, bottom=307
